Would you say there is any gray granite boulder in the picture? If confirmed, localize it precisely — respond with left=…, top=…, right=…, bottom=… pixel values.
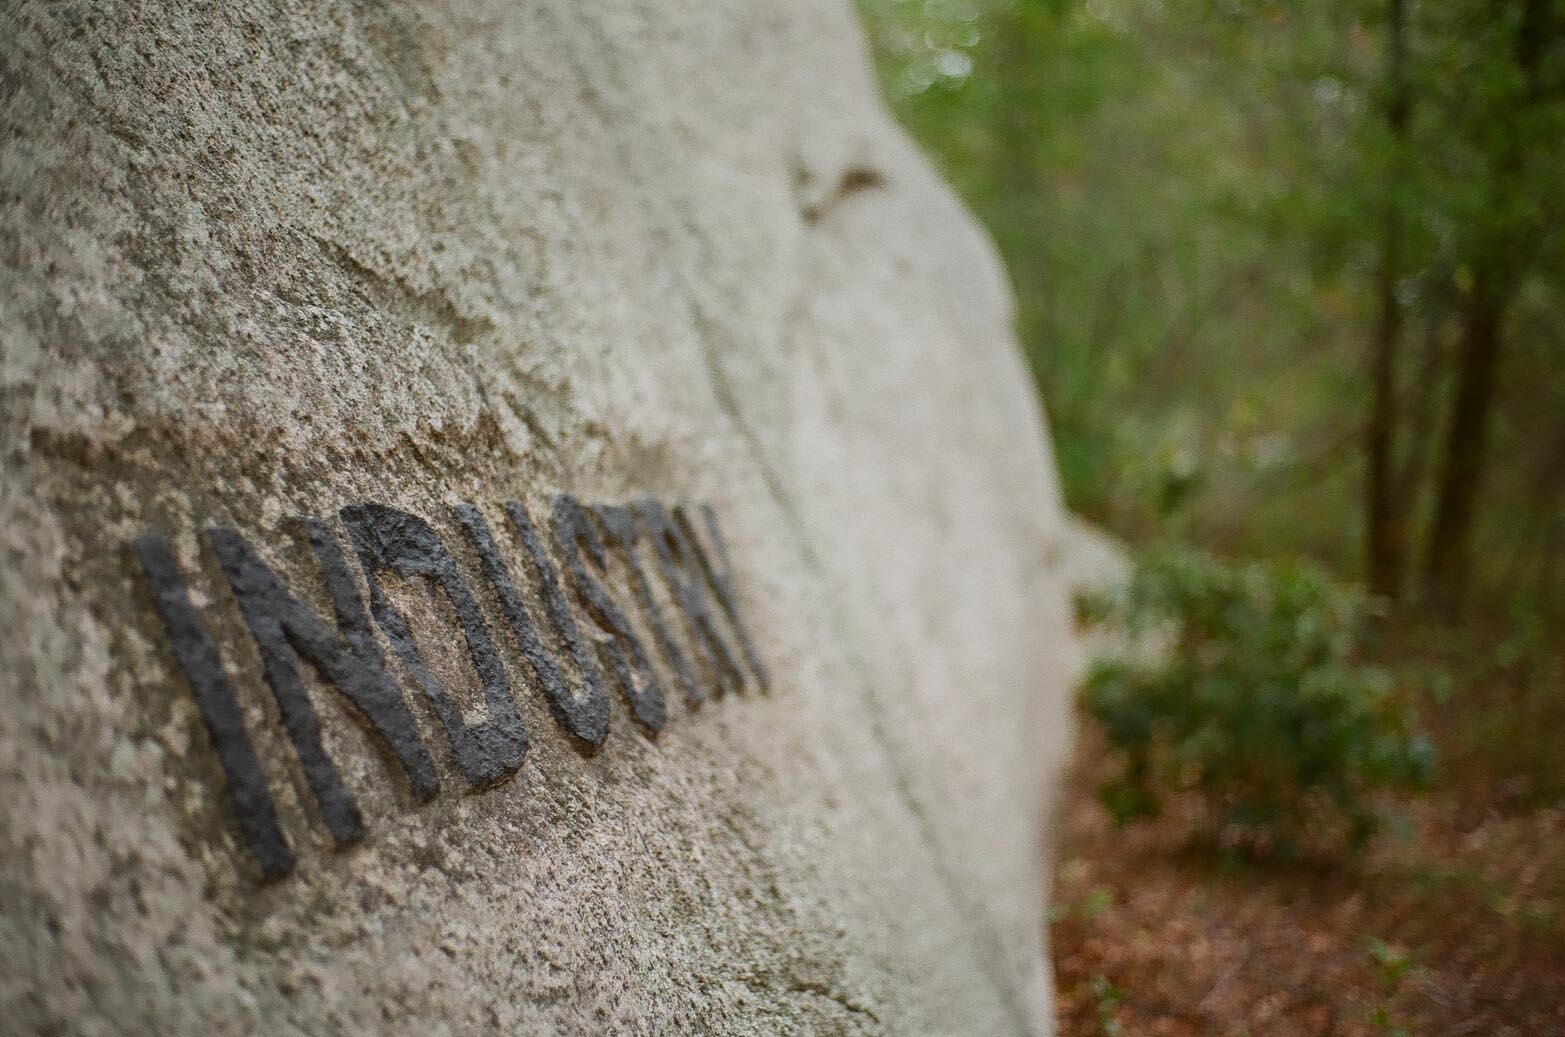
left=0, top=1, right=1079, bottom=1032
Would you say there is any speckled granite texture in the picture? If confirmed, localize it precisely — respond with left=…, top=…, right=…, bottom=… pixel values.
left=0, top=1, right=1078, bottom=1032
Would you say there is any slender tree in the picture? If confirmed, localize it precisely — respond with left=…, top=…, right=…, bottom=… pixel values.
left=1366, top=0, right=1413, bottom=599
left=1425, top=0, right=1557, bottom=616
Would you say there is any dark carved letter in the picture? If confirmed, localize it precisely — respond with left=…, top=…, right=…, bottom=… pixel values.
left=134, top=534, right=294, bottom=880
left=551, top=495, right=666, bottom=734
left=458, top=502, right=610, bottom=747
left=595, top=503, right=705, bottom=708
left=629, top=500, right=750, bottom=698
left=675, top=504, right=770, bottom=691
left=340, top=504, right=527, bottom=788
left=208, top=523, right=441, bottom=849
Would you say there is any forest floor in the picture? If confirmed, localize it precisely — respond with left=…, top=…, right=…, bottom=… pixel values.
left=1049, top=717, right=1565, bottom=1036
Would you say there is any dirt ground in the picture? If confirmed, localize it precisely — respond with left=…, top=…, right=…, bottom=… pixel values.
left=1049, top=724, right=1565, bottom=1036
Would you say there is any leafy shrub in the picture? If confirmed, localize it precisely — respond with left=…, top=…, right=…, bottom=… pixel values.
left=1079, top=550, right=1433, bottom=854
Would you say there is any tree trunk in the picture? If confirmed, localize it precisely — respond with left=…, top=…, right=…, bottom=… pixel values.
left=1366, top=0, right=1411, bottom=599
left=1425, top=280, right=1506, bottom=616
left=1394, top=274, right=1453, bottom=522
left=1422, top=0, right=1554, bottom=617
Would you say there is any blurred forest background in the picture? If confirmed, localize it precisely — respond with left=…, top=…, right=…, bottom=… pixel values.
left=855, top=0, right=1563, bottom=1032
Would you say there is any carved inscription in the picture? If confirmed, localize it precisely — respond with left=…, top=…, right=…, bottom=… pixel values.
left=134, top=495, right=768, bottom=881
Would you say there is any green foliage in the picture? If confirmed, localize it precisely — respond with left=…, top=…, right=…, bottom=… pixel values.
left=1080, top=551, right=1434, bottom=852
left=1367, top=937, right=1415, bottom=988
left=858, top=0, right=1565, bottom=619
left=1088, top=974, right=1125, bottom=1037
left=1367, top=938, right=1416, bottom=1035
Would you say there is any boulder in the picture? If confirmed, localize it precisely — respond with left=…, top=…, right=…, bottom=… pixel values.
left=0, top=0, right=1079, bottom=1032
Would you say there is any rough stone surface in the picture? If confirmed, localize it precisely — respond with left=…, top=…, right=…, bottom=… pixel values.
left=0, top=1, right=1079, bottom=1033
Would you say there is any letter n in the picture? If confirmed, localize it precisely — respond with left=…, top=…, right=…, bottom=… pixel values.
left=208, top=521, right=441, bottom=848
